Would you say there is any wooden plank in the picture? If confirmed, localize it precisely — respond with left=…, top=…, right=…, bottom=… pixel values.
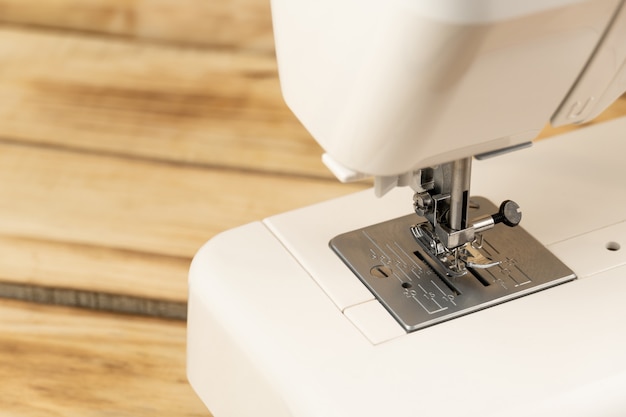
left=0, top=235, right=189, bottom=303
left=0, top=235, right=189, bottom=319
left=0, top=299, right=209, bottom=416
left=0, top=235, right=189, bottom=302
left=0, top=142, right=366, bottom=258
left=0, top=27, right=329, bottom=179
left=0, top=141, right=368, bottom=307
left=0, top=0, right=274, bottom=51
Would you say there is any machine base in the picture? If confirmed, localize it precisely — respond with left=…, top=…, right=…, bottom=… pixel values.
left=187, top=118, right=626, bottom=417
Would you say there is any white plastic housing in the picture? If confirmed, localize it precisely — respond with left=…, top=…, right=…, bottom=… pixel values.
left=188, top=118, right=626, bottom=417
left=552, top=0, right=626, bottom=126
left=271, top=0, right=622, bottom=177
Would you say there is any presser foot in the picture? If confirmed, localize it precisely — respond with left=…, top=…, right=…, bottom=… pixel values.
left=330, top=197, right=576, bottom=332
left=410, top=222, right=500, bottom=278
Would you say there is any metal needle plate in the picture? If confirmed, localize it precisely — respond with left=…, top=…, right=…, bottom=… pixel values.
left=330, top=197, right=576, bottom=332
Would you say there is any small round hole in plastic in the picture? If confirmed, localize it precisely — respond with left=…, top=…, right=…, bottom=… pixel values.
left=606, top=241, right=621, bottom=252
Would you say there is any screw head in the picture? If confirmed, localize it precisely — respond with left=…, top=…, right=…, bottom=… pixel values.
left=413, top=192, right=433, bottom=216
left=495, top=200, right=522, bottom=227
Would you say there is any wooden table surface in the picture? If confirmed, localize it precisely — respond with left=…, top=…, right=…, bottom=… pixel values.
left=0, top=1, right=624, bottom=415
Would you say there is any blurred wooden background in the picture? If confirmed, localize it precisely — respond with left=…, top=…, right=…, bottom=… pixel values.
left=0, top=1, right=624, bottom=415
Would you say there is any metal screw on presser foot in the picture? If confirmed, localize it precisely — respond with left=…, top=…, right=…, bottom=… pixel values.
left=413, top=191, right=433, bottom=216
left=471, top=200, right=522, bottom=234
left=492, top=200, right=522, bottom=227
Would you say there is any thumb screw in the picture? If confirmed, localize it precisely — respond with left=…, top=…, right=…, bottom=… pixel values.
left=492, top=200, right=522, bottom=227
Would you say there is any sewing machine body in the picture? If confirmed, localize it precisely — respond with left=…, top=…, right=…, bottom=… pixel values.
left=187, top=0, right=626, bottom=414
left=187, top=118, right=626, bottom=417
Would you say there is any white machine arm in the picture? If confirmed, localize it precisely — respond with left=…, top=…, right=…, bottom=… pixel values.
left=272, top=0, right=626, bottom=182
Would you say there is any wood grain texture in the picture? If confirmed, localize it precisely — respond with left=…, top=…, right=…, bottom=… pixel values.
left=0, top=24, right=367, bottom=314
left=0, top=0, right=273, bottom=51
left=0, top=28, right=328, bottom=179
left=0, top=235, right=189, bottom=302
left=0, top=299, right=208, bottom=416
left=0, top=140, right=367, bottom=307
left=0, top=141, right=366, bottom=257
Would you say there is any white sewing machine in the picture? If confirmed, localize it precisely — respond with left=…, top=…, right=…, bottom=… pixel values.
left=188, top=0, right=626, bottom=415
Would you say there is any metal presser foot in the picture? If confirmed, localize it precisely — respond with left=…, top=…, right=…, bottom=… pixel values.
left=330, top=196, right=576, bottom=332
left=411, top=199, right=523, bottom=277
